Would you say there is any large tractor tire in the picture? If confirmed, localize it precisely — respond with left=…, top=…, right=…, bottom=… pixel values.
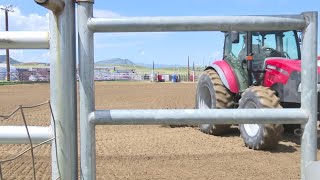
left=195, top=69, right=234, bottom=135
left=239, top=86, right=284, bottom=150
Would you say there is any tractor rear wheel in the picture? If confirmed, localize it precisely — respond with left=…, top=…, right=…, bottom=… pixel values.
left=239, top=86, right=284, bottom=150
left=195, top=69, right=234, bottom=135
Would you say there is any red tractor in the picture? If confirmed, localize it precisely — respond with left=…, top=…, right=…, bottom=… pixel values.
left=196, top=31, right=320, bottom=150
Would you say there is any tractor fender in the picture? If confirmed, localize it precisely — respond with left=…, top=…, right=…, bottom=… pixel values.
left=206, top=60, right=239, bottom=93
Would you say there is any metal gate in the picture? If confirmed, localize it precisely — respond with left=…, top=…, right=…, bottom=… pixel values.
left=0, top=0, right=319, bottom=180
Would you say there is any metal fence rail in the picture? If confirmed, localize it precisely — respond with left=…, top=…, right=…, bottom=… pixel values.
left=0, top=31, right=49, bottom=49
left=89, top=109, right=308, bottom=125
left=0, top=126, right=52, bottom=144
left=78, top=1, right=318, bottom=179
left=87, top=15, right=306, bottom=32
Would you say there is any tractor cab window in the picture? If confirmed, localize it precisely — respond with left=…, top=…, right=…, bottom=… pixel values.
left=282, top=31, right=299, bottom=59
left=229, top=33, right=247, bottom=61
left=251, top=31, right=300, bottom=60
left=251, top=33, right=282, bottom=63
left=224, top=31, right=300, bottom=62
left=252, top=33, right=277, bottom=52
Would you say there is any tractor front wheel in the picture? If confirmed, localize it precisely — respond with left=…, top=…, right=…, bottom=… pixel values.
left=239, top=86, right=284, bottom=150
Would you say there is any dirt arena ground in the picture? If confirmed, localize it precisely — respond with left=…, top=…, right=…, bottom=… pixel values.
left=0, top=82, right=319, bottom=179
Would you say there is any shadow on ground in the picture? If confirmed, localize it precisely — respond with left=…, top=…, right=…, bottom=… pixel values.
left=282, top=131, right=320, bottom=149
left=167, top=125, right=320, bottom=153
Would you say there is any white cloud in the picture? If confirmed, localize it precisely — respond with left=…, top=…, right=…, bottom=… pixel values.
left=139, top=50, right=145, bottom=56
left=0, top=6, right=49, bottom=31
left=0, top=7, right=120, bottom=31
left=0, top=7, right=170, bottom=62
left=0, top=7, right=121, bottom=62
left=93, top=9, right=121, bottom=18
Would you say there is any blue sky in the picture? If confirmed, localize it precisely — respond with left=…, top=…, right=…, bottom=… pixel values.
left=0, top=0, right=319, bottom=66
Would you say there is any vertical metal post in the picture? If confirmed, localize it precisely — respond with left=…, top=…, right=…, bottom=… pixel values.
left=51, top=127, right=59, bottom=179
left=49, top=0, right=77, bottom=179
left=5, top=10, right=10, bottom=81
left=301, top=11, right=318, bottom=180
left=78, top=1, right=96, bottom=180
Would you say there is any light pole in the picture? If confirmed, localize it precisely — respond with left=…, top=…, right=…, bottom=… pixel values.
left=1, top=5, right=14, bottom=81
left=187, top=56, right=190, bottom=82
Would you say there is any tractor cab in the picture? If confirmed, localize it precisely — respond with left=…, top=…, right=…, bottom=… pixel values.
left=223, top=30, right=301, bottom=88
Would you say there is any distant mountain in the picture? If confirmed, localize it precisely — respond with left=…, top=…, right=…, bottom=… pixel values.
left=95, top=58, right=189, bottom=68
left=0, top=55, right=21, bottom=64
left=136, top=63, right=187, bottom=68
left=96, top=58, right=135, bottom=65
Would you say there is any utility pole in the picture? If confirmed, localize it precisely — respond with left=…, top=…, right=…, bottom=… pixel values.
left=1, top=5, right=14, bottom=81
left=152, top=60, right=154, bottom=71
left=187, top=56, right=190, bottom=82
left=192, top=61, right=195, bottom=82
left=192, top=62, right=195, bottom=71
left=152, top=60, right=155, bottom=82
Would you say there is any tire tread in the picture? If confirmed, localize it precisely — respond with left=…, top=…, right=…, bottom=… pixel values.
left=239, top=86, right=283, bottom=150
left=199, top=69, right=234, bottom=135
